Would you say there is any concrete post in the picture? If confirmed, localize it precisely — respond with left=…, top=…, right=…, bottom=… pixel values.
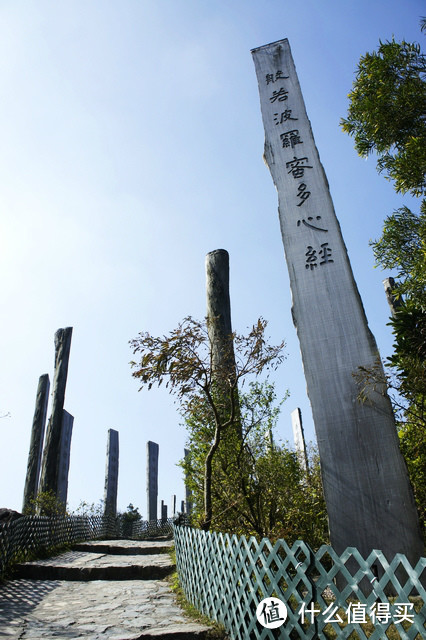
left=146, top=441, right=159, bottom=522
left=57, top=410, right=73, bottom=506
left=22, top=374, right=50, bottom=512
left=39, top=327, right=73, bottom=496
left=252, top=39, right=423, bottom=564
left=104, top=428, right=119, bottom=517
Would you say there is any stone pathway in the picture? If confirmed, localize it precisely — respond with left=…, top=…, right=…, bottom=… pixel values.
left=0, top=539, right=216, bottom=639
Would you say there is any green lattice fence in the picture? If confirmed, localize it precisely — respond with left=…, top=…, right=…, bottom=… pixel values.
left=174, top=524, right=425, bottom=639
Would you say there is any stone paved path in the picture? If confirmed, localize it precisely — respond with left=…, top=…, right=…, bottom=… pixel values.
left=0, top=540, right=215, bottom=639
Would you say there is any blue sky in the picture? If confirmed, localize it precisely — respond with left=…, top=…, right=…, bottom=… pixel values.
left=0, top=1, right=423, bottom=515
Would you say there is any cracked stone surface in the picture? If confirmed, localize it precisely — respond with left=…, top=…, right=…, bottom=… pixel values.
left=71, top=541, right=174, bottom=556
left=0, top=578, right=212, bottom=638
left=0, top=541, right=215, bottom=639
left=13, top=550, right=174, bottom=581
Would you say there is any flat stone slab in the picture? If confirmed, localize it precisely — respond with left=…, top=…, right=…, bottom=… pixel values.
left=13, top=550, right=174, bottom=581
left=72, top=539, right=174, bottom=555
left=0, top=578, right=214, bottom=639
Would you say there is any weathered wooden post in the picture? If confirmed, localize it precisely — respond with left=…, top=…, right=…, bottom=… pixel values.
left=383, top=277, right=402, bottom=317
left=22, top=374, right=50, bottom=512
left=171, top=494, right=176, bottom=517
left=39, top=327, right=73, bottom=497
left=291, top=408, right=309, bottom=474
left=205, top=250, right=240, bottom=415
left=57, top=410, right=74, bottom=506
left=184, top=448, right=193, bottom=516
left=161, top=500, right=167, bottom=524
left=104, top=428, right=119, bottom=517
left=146, top=441, right=159, bottom=522
left=206, top=249, right=235, bottom=373
left=180, top=500, right=185, bottom=513
left=252, top=39, right=423, bottom=563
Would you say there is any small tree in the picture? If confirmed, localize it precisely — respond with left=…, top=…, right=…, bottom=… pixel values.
left=121, top=503, right=142, bottom=522
left=72, top=499, right=104, bottom=517
left=23, top=489, right=67, bottom=517
left=181, top=380, right=328, bottom=546
left=130, top=317, right=285, bottom=531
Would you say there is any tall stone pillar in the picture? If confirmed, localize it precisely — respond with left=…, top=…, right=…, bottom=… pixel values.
left=22, top=374, right=50, bottom=512
left=161, top=500, right=167, bottom=523
left=57, top=410, right=73, bottom=506
left=146, top=441, right=159, bottom=522
left=39, top=327, right=73, bottom=496
left=252, top=39, right=423, bottom=563
left=104, top=429, right=119, bottom=517
left=171, top=494, right=177, bottom=517
left=291, top=408, right=309, bottom=473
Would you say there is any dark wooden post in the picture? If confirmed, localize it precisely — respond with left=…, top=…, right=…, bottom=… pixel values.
left=205, top=249, right=240, bottom=427
left=22, top=374, right=50, bottom=512
left=146, top=441, right=159, bottom=522
left=205, top=249, right=236, bottom=375
left=291, top=408, right=309, bottom=474
left=184, top=448, right=193, bottom=516
left=383, top=277, right=402, bottom=317
left=39, top=327, right=73, bottom=496
left=57, top=410, right=74, bottom=506
left=104, top=429, right=119, bottom=517
left=161, top=500, right=167, bottom=524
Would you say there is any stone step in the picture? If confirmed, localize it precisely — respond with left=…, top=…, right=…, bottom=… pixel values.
left=0, top=578, right=217, bottom=639
left=13, top=550, right=175, bottom=581
left=72, top=538, right=174, bottom=555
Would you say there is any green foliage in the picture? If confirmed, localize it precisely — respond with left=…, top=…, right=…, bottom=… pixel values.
left=182, top=381, right=328, bottom=549
left=341, top=37, right=426, bottom=196
left=131, top=317, right=328, bottom=546
left=371, top=202, right=426, bottom=303
left=72, top=499, right=104, bottom=517
left=120, top=503, right=142, bottom=522
left=23, top=490, right=67, bottom=517
left=343, top=22, right=426, bottom=537
left=399, top=418, right=426, bottom=530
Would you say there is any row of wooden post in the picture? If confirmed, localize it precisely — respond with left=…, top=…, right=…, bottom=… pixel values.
left=22, top=253, right=305, bottom=521
left=22, top=332, right=191, bottom=520
left=22, top=327, right=73, bottom=513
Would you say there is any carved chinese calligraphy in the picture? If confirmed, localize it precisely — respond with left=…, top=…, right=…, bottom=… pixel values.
left=252, top=39, right=423, bottom=565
